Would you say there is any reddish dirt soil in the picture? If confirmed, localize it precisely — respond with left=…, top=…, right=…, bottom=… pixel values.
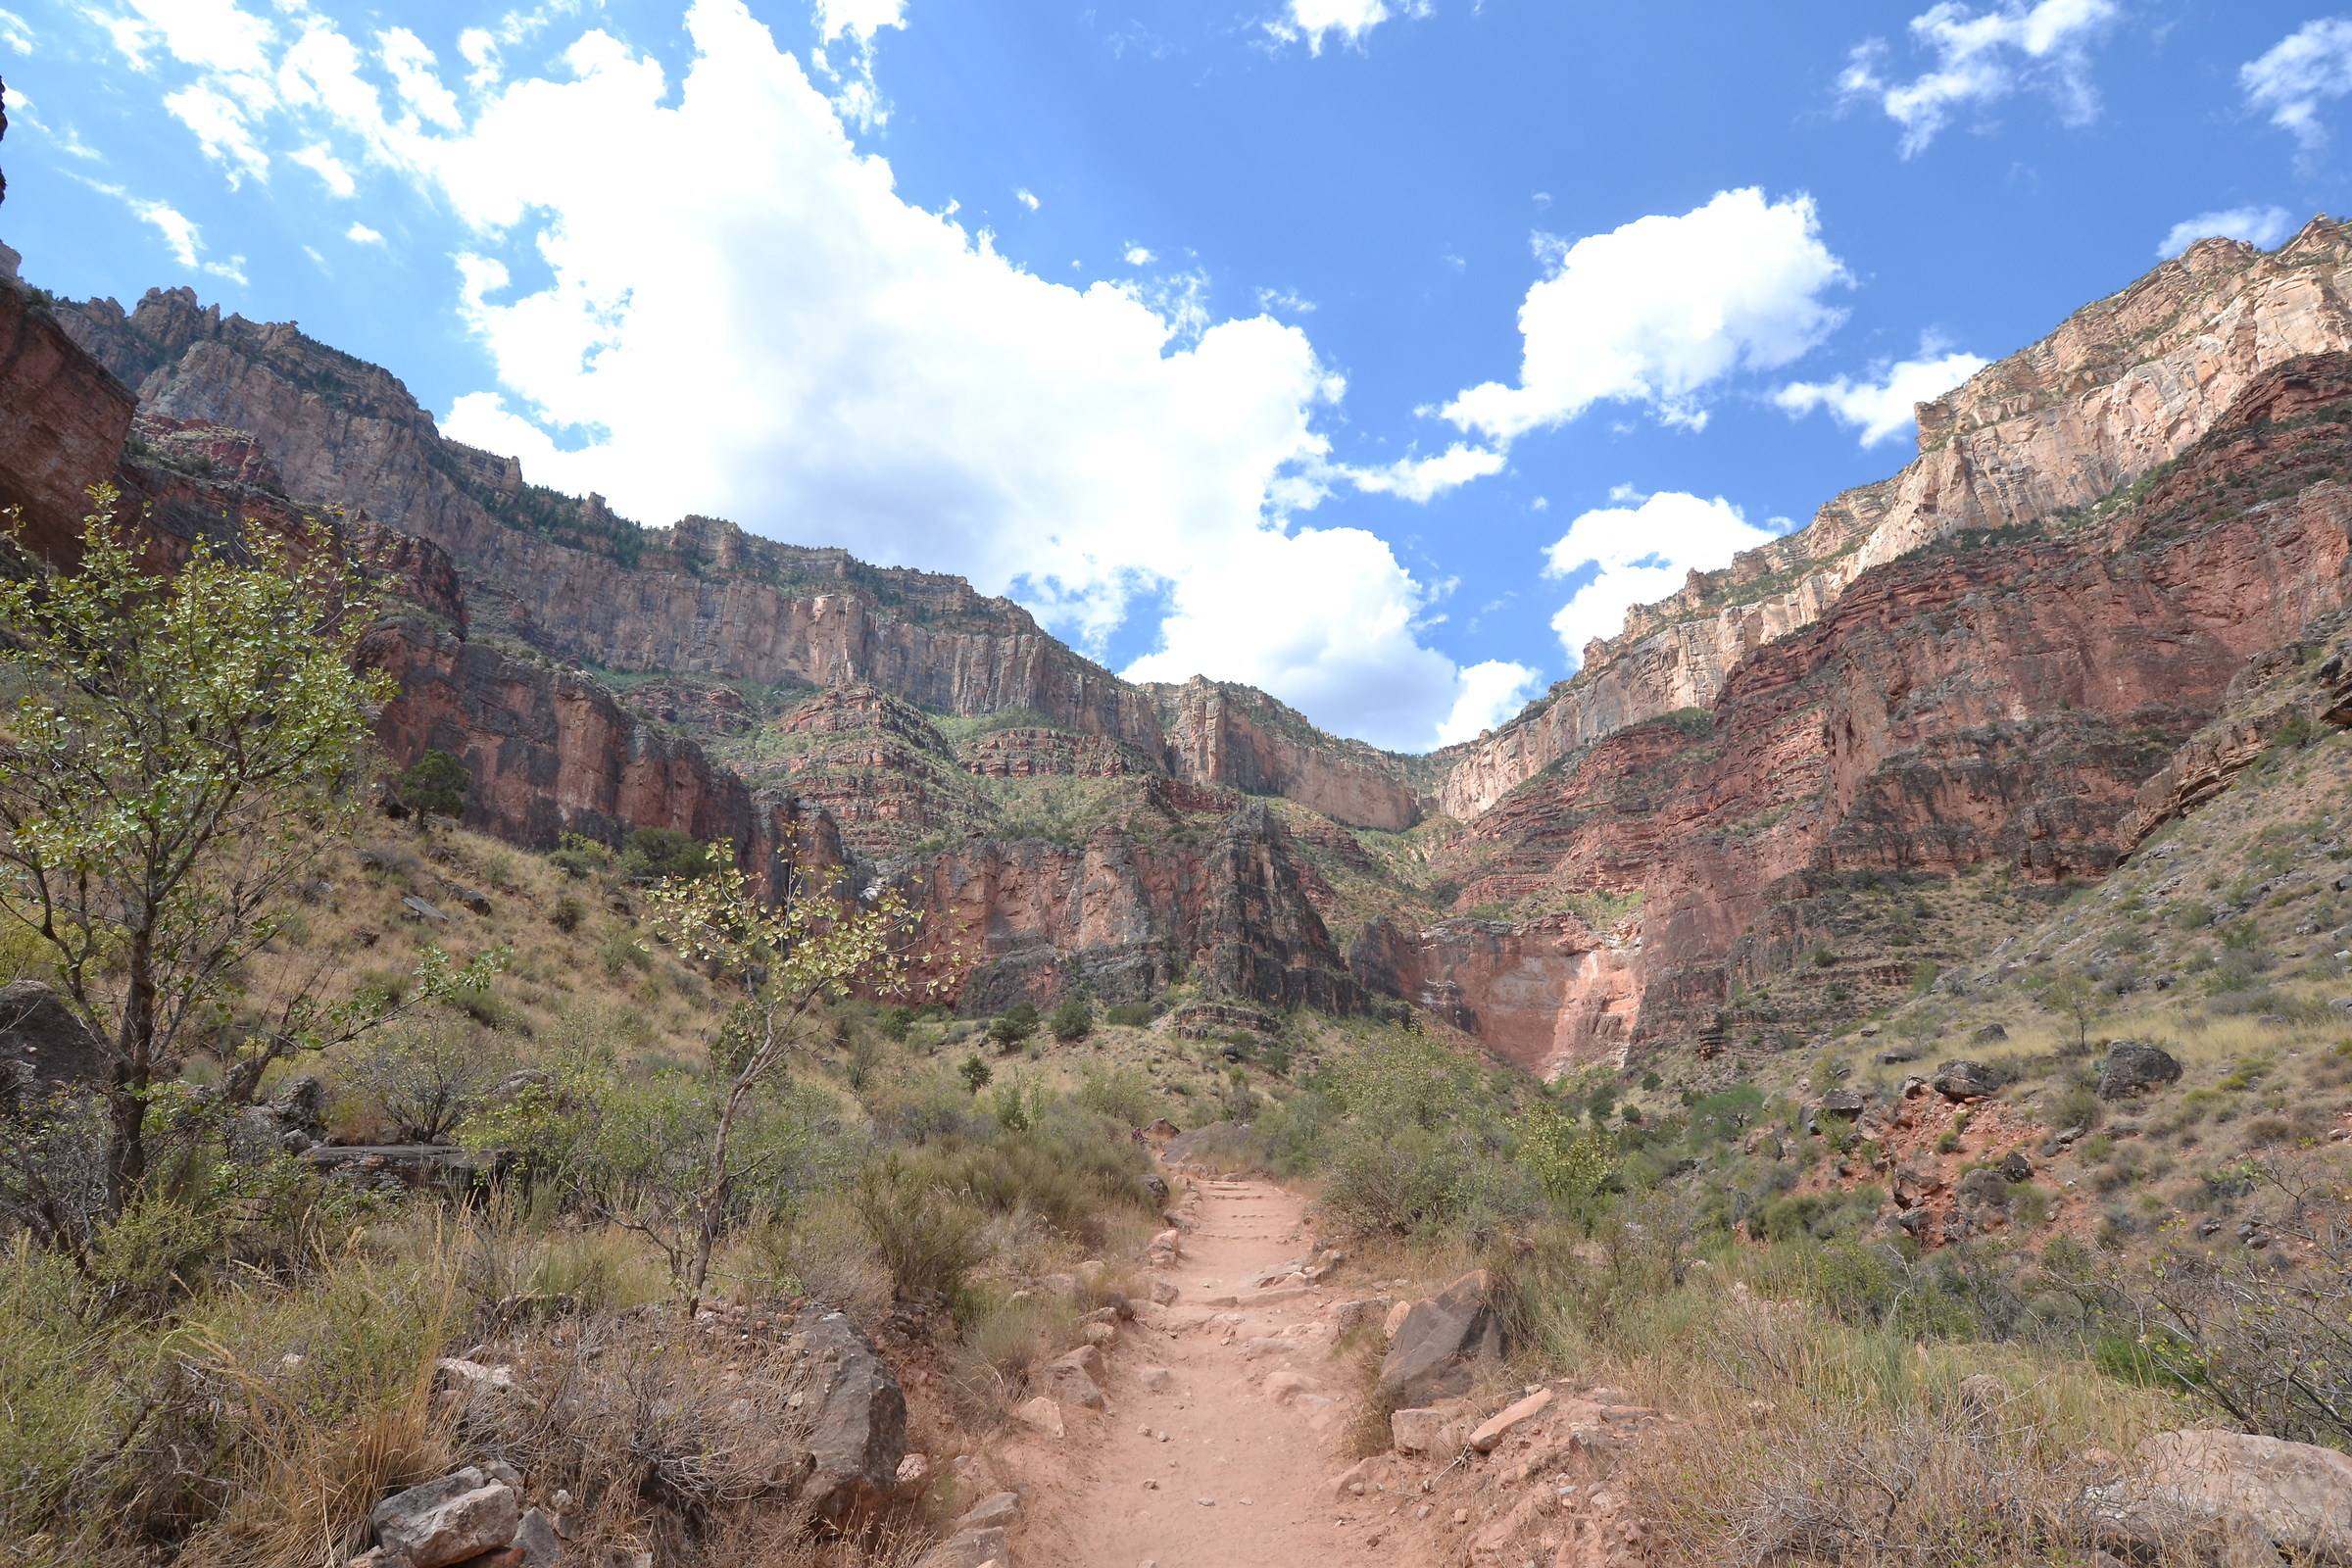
left=1002, top=1177, right=1390, bottom=1568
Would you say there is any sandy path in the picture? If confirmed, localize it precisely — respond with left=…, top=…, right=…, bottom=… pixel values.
left=1005, top=1175, right=1394, bottom=1568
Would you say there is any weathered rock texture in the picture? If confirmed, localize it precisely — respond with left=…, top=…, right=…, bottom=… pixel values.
left=910, top=804, right=1360, bottom=1014
left=0, top=283, right=136, bottom=554
left=16, top=226, right=2352, bottom=1059
left=1152, top=678, right=1423, bottom=831
left=1390, top=353, right=2352, bottom=1065
left=1436, top=219, right=2352, bottom=821
left=49, top=286, right=1420, bottom=826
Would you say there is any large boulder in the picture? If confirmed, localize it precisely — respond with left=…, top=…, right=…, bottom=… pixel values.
left=793, top=1307, right=908, bottom=1524
left=0, top=980, right=104, bottom=1105
left=1931, top=1060, right=2000, bottom=1102
left=2096, top=1040, right=2182, bottom=1101
left=2087, top=1429, right=2352, bottom=1564
left=370, top=1467, right=519, bottom=1568
left=1377, top=1270, right=1502, bottom=1404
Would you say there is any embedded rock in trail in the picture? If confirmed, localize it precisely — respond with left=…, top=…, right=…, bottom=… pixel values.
left=1378, top=1270, right=1503, bottom=1404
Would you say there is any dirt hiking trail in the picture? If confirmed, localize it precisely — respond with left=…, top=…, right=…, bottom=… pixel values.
left=1001, top=1175, right=1396, bottom=1568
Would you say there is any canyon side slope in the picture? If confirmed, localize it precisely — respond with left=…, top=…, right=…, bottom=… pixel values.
left=7, top=217, right=2352, bottom=1075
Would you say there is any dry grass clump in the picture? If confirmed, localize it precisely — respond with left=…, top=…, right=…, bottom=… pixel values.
left=1620, top=1298, right=2162, bottom=1566
left=945, top=1287, right=1086, bottom=1423
left=1462, top=1218, right=2205, bottom=1567
left=0, top=1222, right=468, bottom=1568
left=460, top=1313, right=820, bottom=1562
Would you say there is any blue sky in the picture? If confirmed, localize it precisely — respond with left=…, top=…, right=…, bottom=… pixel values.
left=0, top=0, right=2344, bottom=749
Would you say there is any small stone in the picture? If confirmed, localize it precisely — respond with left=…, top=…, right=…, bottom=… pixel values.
left=1014, top=1396, right=1065, bottom=1438
left=1470, top=1388, right=1554, bottom=1452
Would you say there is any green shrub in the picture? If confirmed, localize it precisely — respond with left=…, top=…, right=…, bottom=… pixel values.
left=956, top=1053, right=993, bottom=1095
left=988, top=1003, right=1039, bottom=1050
left=852, top=1158, right=986, bottom=1305
left=1073, top=1063, right=1157, bottom=1126
left=1048, top=996, right=1093, bottom=1043
left=547, top=832, right=612, bottom=879
left=549, top=893, right=587, bottom=934
left=1104, top=1002, right=1155, bottom=1027
left=618, top=827, right=712, bottom=882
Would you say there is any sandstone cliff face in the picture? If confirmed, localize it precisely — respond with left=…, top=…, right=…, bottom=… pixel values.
left=1151, top=678, right=1422, bottom=832
left=908, top=804, right=1359, bottom=1014
left=1438, top=220, right=2352, bottom=821
left=0, top=282, right=136, bottom=555
left=361, top=619, right=848, bottom=883
left=54, top=286, right=1431, bottom=823
left=1388, top=356, right=2352, bottom=1063
left=1350, top=914, right=1639, bottom=1078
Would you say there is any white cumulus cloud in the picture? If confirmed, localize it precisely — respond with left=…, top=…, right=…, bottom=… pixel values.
left=1839, top=0, right=2122, bottom=158
left=2241, top=18, right=2352, bottom=153
left=2155, top=205, right=2296, bottom=259
left=1122, top=243, right=1155, bottom=267
left=1775, top=336, right=1989, bottom=448
left=69, top=0, right=1524, bottom=748
left=1442, top=188, right=1851, bottom=442
left=1264, top=0, right=1425, bottom=55
left=1543, top=491, right=1784, bottom=668
left=814, top=0, right=905, bottom=45
left=164, top=78, right=271, bottom=184
left=1434, top=659, right=1541, bottom=746
left=402, top=0, right=1500, bottom=749
left=288, top=141, right=357, bottom=195
left=1340, top=444, right=1506, bottom=503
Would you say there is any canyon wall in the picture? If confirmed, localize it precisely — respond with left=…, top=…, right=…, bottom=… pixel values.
left=1436, top=220, right=2352, bottom=821
left=1397, top=355, right=2352, bottom=1065
left=0, top=285, right=135, bottom=555
left=1151, top=678, right=1422, bottom=832
left=50, top=288, right=1415, bottom=827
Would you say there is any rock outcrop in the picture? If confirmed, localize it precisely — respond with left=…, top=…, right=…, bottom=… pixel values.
left=1350, top=914, right=1639, bottom=1077
left=18, top=225, right=2352, bottom=1062
left=910, top=803, right=1361, bottom=1014
left=50, top=286, right=1423, bottom=825
left=0, top=282, right=136, bottom=555
left=1152, top=678, right=1423, bottom=831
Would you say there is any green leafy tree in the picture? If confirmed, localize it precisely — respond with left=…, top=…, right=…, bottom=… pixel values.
left=0, top=494, right=497, bottom=1216
left=397, top=748, right=470, bottom=822
left=957, top=1051, right=993, bottom=1095
left=647, top=847, right=934, bottom=1299
left=1519, top=1106, right=1614, bottom=1210
left=2042, top=968, right=2102, bottom=1055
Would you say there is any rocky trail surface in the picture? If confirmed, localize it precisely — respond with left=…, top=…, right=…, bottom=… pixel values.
left=995, top=1175, right=1392, bottom=1568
